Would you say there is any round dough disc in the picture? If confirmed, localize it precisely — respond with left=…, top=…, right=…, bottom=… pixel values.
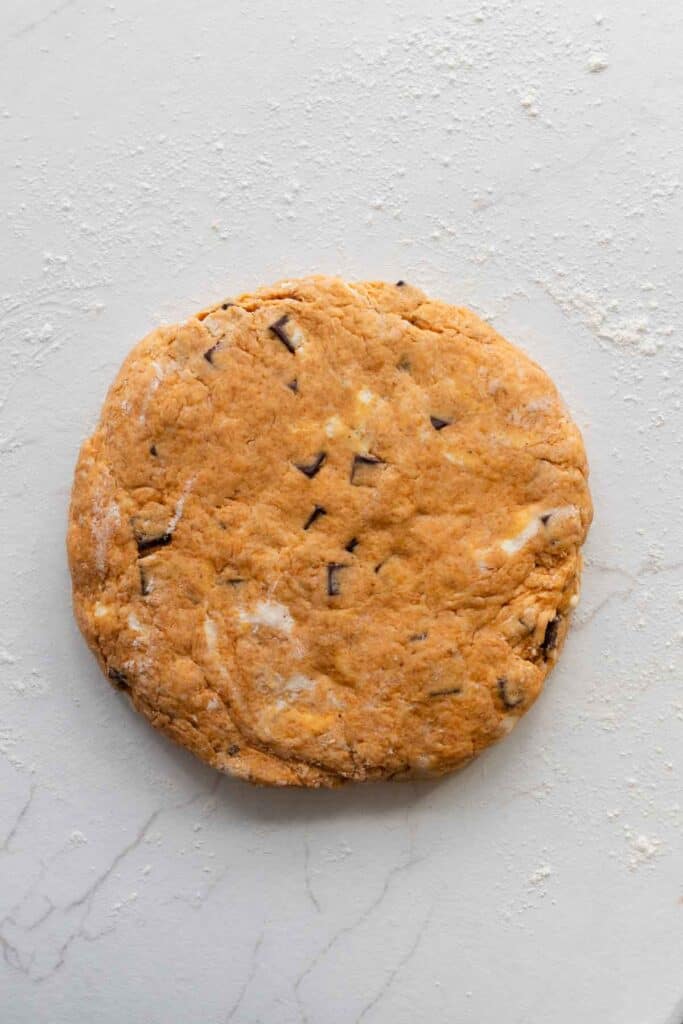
left=68, top=276, right=592, bottom=787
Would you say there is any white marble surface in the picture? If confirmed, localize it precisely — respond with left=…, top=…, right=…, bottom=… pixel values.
left=1, top=1, right=682, bottom=1021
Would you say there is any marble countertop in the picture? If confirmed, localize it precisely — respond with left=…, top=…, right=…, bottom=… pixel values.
left=1, top=1, right=681, bottom=1021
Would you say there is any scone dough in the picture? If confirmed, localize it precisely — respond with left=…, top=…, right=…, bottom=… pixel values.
left=68, top=276, right=592, bottom=787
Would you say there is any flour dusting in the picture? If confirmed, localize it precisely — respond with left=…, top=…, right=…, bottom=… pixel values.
left=93, top=500, right=120, bottom=577
left=240, top=601, right=294, bottom=635
left=167, top=477, right=195, bottom=532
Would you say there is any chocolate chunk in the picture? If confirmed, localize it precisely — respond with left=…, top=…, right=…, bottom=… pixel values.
left=221, top=302, right=234, bottom=311
left=227, top=743, right=240, bottom=756
left=541, top=616, right=560, bottom=658
left=428, top=687, right=461, bottom=698
left=396, top=280, right=406, bottom=287
left=204, top=342, right=221, bottom=364
left=303, top=505, right=327, bottom=530
left=326, top=563, right=347, bottom=597
left=409, top=632, right=427, bottom=642
left=216, top=565, right=245, bottom=586
left=139, top=563, right=152, bottom=596
left=135, top=532, right=172, bottom=555
left=344, top=537, right=359, bottom=553
left=540, top=513, right=552, bottom=525
left=149, top=444, right=158, bottom=457
left=430, top=416, right=451, bottom=431
left=287, top=378, right=299, bottom=393
left=269, top=314, right=296, bottom=354
left=295, top=452, right=326, bottom=478
left=497, top=676, right=523, bottom=709
left=108, top=667, right=130, bottom=690
left=350, top=453, right=385, bottom=485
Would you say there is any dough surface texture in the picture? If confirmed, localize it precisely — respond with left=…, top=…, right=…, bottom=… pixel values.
left=68, top=276, right=592, bottom=787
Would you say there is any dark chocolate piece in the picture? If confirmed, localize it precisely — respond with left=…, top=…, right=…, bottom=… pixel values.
left=204, top=342, right=221, bottom=364
left=227, top=744, right=240, bottom=756
left=540, top=513, right=552, bottom=525
left=497, top=676, right=523, bottom=709
left=295, top=452, right=326, bottom=478
left=396, top=280, right=406, bottom=287
left=221, top=302, right=234, bottom=310
left=269, top=314, right=296, bottom=354
left=344, top=537, right=359, bottom=553
left=303, top=505, right=327, bottom=530
left=541, top=616, right=560, bottom=658
left=108, top=667, right=130, bottom=690
left=135, top=532, right=172, bottom=555
left=409, top=632, right=427, bottom=642
left=139, top=563, right=152, bottom=596
left=216, top=566, right=246, bottom=586
left=287, top=379, right=299, bottom=393
left=149, top=444, right=158, bottom=457
left=326, top=563, right=346, bottom=597
left=428, top=687, right=461, bottom=698
left=430, top=416, right=451, bottom=431
left=350, top=453, right=384, bottom=484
